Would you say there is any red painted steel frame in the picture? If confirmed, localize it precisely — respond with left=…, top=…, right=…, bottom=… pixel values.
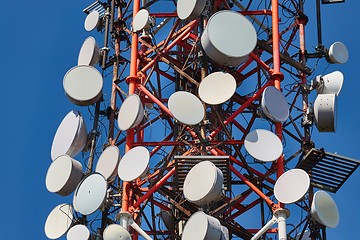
left=119, top=0, right=295, bottom=239
left=122, top=0, right=140, bottom=236
left=271, top=0, right=285, bottom=209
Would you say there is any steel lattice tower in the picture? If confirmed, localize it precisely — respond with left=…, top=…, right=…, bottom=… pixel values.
left=45, top=1, right=359, bottom=240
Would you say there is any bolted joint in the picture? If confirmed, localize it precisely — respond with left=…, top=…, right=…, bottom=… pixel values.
left=301, top=140, right=315, bottom=152
left=274, top=208, right=290, bottom=219
left=296, top=12, right=309, bottom=25
left=270, top=71, right=285, bottom=82
left=126, top=75, right=140, bottom=84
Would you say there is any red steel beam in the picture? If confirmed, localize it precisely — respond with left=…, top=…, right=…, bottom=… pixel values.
left=131, top=167, right=176, bottom=210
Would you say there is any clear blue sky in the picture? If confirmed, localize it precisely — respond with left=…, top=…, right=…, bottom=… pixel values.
left=0, top=0, right=359, bottom=239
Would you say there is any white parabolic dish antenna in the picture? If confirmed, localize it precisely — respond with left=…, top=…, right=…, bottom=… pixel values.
left=313, top=93, right=337, bottom=132
left=78, top=36, right=100, bottom=66
left=168, top=91, right=204, bottom=126
left=261, top=86, right=289, bottom=123
left=328, top=41, right=348, bottom=64
left=103, top=224, right=131, bottom=240
left=316, top=71, right=344, bottom=96
left=84, top=10, right=100, bottom=32
left=51, top=110, right=87, bottom=161
left=133, top=9, right=152, bottom=32
left=181, top=211, right=222, bottom=240
left=221, top=226, right=230, bottom=240
left=44, top=204, right=73, bottom=240
left=117, top=94, right=144, bottom=131
left=198, top=71, right=236, bottom=105
left=311, top=190, right=339, bottom=228
left=73, top=173, right=107, bottom=215
left=66, top=224, right=90, bottom=240
left=118, top=146, right=150, bottom=182
left=274, top=169, right=310, bottom=204
left=244, top=129, right=283, bottom=162
left=183, top=161, right=224, bottom=206
left=46, top=154, right=83, bottom=196
left=201, top=10, right=257, bottom=67
left=176, top=0, right=206, bottom=20
left=95, top=145, right=120, bottom=180
left=63, top=65, right=103, bottom=106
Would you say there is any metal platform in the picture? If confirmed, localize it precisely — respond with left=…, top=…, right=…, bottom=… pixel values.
left=174, top=155, right=230, bottom=191
left=297, top=148, right=360, bottom=193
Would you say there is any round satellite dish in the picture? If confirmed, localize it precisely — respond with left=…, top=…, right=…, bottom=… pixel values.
left=73, top=173, right=107, bottom=215
left=314, top=94, right=337, bottom=132
left=46, top=155, right=83, bottom=196
left=274, top=169, right=310, bottom=204
left=66, top=224, right=90, bottom=240
left=183, top=161, right=224, bottom=206
left=311, top=190, right=339, bottom=228
left=181, top=211, right=222, bottom=240
left=44, top=204, right=73, bottom=239
left=103, top=224, right=131, bottom=240
left=117, top=94, right=144, bottom=131
left=221, top=226, right=230, bottom=240
left=328, top=41, right=348, bottom=64
left=51, top=110, right=87, bottom=161
left=168, top=91, right=204, bottom=126
left=198, top=71, right=236, bottom=105
left=316, top=71, right=344, bottom=96
left=177, top=0, right=206, bottom=20
left=244, top=129, right=283, bottom=162
left=84, top=10, right=100, bottom=32
left=63, top=65, right=103, bottom=106
left=78, top=36, right=101, bottom=66
left=295, top=230, right=311, bottom=240
left=261, top=86, right=289, bottom=123
left=118, top=146, right=150, bottom=182
left=201, top=10, right=257, bottom=67
left=95, top=145, right=120, bottom=180
left=133, top=9, right=152, bottom=32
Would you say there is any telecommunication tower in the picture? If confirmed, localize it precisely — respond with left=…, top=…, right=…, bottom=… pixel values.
left=44, top=0, right=360, bottom=239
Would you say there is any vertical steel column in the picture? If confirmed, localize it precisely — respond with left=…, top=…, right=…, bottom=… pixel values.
left=109, top=37, right=120, bottom=143
left=122, top=0, right=140, bottom=219
left=297, top=1, right=311, bottom=146
left=86, top=101, right=101, bottom=174
left=271, top=0, right=285, bottom=211
left=271, top=0, right=285, bottom=181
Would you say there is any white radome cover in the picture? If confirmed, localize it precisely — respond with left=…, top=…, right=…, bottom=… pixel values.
left=198, top=71, right=236, bottom=105
left=46, top=154, right=83, bottom=196
left=201, top=10, right=257, bottom=66
left=66, top=224, right=90, bottom=240
left=168, top=91, right=204, bottom=126
left=51, top=110, right=87, bottom=161
left=95, top=145, right=120, bottom=180
left=181, top=211, right=222, bottom=240
left=183, top=161, right=224, bottom=205
left=117, top=94, right=144, bottom=131
left=133, top=9, right=151, bottom=32
left=73, top=173, right=108, bottom=215
left=78, top=36, right=100, bottom=66
left=177, top=0, right=206, bottom=20
left=44, top=204, right=73, bottom=240
left=84, top=10, right=100, bottom=32
left=274, top=168, right=310, bottom=204
left=63, top=65, right=103, bottom=106
left=261, top=86, right=289, bottom=123
left=244, top=129, right=283, bottom=162
left=118, top=146, right=150, bottom=182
